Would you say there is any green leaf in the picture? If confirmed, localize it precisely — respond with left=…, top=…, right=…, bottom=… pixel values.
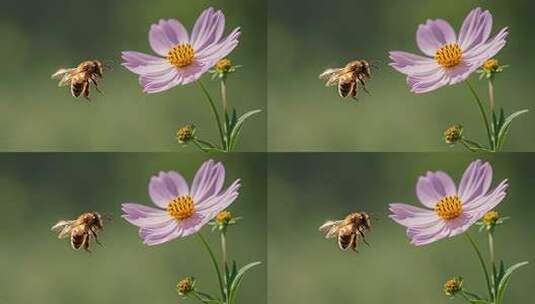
left=496, top=109, right=529, bottom=150
left=496, top=261, right=529, bottom=304
left=228, top=261, right=262, bottom=304
left=228, top=109, right=262, bottom=151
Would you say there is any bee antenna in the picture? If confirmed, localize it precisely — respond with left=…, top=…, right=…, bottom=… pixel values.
left=369, top=212, right=383, bottom=222
left=102, top=213, right=113, bottom=222
left=103, top=60, right=114, bottom=71
left=369, top=60, right=384, bottom=71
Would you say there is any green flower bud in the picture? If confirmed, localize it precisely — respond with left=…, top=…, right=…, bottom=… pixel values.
left=443, top=277, right=463, bottom=297
left=176, top=277, right=195, bottom=296
left=176, top=125, right=196, bottom=144
left=444, top=125, right=463, bottom=144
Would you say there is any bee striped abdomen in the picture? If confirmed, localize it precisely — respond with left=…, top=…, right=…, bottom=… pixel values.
left=71, top=232, right=87, bottom=250
left=338, top=79, right=355, bottom=98
left=338, top=233, right=354, bottom=249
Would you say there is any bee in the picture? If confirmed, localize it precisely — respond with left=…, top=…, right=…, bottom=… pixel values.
left=51, top=212, right=105, bottom=252
left=51, top=60, right=105, bottom=100
left=319, top=212, right=372, bottom=252
left=319, top=59, right=372, bottom=99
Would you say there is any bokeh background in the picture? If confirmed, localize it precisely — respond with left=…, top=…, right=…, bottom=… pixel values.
left=1, top=0, right=266, bottom=151
left=268, top=153, right=535, bottom=303
left=268, top=0, right=535, bottom=151
left=0, top=153, right=266, bottom=303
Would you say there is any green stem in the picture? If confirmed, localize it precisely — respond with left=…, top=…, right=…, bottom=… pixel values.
left=489, top=230, right=496, bottom=284
left=461, top=139, right=494, bottom=153
left=460, top=291, right=476, bottom=304
left=193, top=138, right=225, bottom=152
left=197, top=233, right=226, bottom=301
left=221, top=79, right=229, bottom=118
left=488, top=79, right=495, bottom=113
left=196, top=80, right=226, bottom=149
left=191, top=139, right=209, bottom=152
left=221, top=230, right=229, bottom=280
left=460, top=139, right=479, bottom=152
left=465, top=81, right=494, bottom=150
left=189, top=291, right=209, bottom=304
left=465, top=233, right=493, bottom=301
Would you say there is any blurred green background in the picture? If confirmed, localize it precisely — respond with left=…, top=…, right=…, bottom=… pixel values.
left=1, top=0, right=266, bottom=151
left=268, top=0, right=535, bottom=151
left=268, top=153, right=534, bottom=303
left=0, top=153, right=266, bottom=303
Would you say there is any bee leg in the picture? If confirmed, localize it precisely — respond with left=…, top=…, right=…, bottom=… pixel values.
left=81, top=82, right=91, bottom=101
left=90, top=76, right=103, bottom=94
left=358, top=77, right=370, bottom=95
left=83, top=235, right=91, bottom=253
left=90, top=227, right=103, bottom=247
left=351, top=84, right=359, bottom=101
left=360, top=232, right=370, bottom=247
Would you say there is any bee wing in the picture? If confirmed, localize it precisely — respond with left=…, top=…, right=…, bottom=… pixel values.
left=51, top=220, right=75, bottom=239
left=319, top=68, right=342, bottom=86
left=319, top=68, right=341, bottom=79
left=51, top=68, right=74, bottom=79
left=52, top=68, right=75, bottom=86
left=319, top=220, right=342, bottom=239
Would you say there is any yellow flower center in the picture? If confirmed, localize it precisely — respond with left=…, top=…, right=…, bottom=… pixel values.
left=434, top=43, right=463, bottom=68
left=167, top=196, right=196, bottom=221
left=434, top=195, right=463, bottom=220
left=167, top=44, right=195, bottom=68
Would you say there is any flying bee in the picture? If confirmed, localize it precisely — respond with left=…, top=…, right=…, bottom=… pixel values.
left=319, top=211, right=372, bottom=252
left=51, top=60, right=107, bottom=100
left=319, top=59, right=372, bottom=100
left=51, top=212, right=105, bottom=252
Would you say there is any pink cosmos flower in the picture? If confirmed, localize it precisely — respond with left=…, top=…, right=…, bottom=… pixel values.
left=122, top=160, right=240, bottom=246
left=389, top=7, right=508, bottom=93
left=122, top=7, right=240, bottom=93
left=389, top=160, right=508, bottom=246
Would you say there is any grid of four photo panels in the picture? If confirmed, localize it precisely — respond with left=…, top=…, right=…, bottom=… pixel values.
left=2, top=0, right=534, bottom=303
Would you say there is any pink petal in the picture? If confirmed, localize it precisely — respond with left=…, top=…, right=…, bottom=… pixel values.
left=458, top=160, right=493, bottom=203
left=190, top=8, right=226, bottom=50
left=407, top=68, right=449, bottom=94
left=463, top=179, right=508, bottom=213
left=416, top=19, right=456, bottom=56
left=458, top=8, right=493, bottom=51
left=196, top=28, right=241, bottom=64
left=389, top=203, right=438, bottom=228
left=149, top=22, right=175, bottom=56
left=175, top=60, right=209, bottom=85
left=176, top=213, right=209, bottom=237
left=148, top=171, right=190, bottom=208
left=443, top=60, right=480, bottom=85
left=157, top=19, right=189, bottom=45
left=196, top=179, right=241, bottom=214
left=190, top=160, right=226, bottom=203
left=463, top=27, right=508, bottom=62
left=121, top=203, right=170, bottom=228
left=140, top=221, right=179, bottom=246
left=408, top=221, right=449, bottom=246
left=416, top=171, right=456, bottom=208
left=121, top=51, right=171, bottom=75
left=388, top=51, right=437, bottom=75
left=140, top=69, right=180, bottom=94
left=444, top=212, right=473, bottom=237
